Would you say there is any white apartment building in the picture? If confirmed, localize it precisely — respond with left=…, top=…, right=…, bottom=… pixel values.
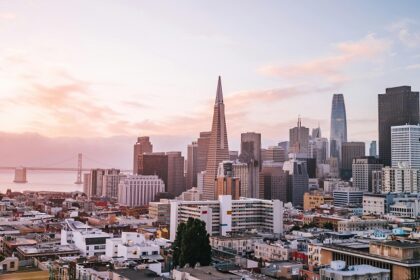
left=389, top=195, right=420, bottom=218
left=210, top=235, right=262, bottom=256
left=337, top=217, right=387, bottom=232
left=105, top=232, right=161, bottom=261
left=391, top=124, right=420, bottom=169
left=102, top=172, right=126, bottom=199
left=254, top=240, right=296, bottom=261
left=382, top=166, right=420, bottom=193
left=118, top=175, right=165, bottom=207
left=61, top=219, right=112, bottom=257
left=170, top=195, right=283, bottom=241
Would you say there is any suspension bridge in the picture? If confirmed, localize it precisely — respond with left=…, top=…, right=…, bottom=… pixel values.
left=0, top=153, right=131, bottom=184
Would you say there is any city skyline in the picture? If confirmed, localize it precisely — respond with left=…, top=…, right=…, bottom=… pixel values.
left=1, top=1, right=420, bottom=150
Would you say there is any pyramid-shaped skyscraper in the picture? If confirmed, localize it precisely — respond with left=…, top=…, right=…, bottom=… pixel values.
left=203, top=76, right=230, bottom=200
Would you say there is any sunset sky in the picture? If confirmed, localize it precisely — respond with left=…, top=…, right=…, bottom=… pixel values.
left=1, top=1, right=420, bottom=166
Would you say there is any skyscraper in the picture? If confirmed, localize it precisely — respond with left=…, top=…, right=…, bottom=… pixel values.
left=197, top=131, right=211, bottom=174
left=341, top=142, right=365, bottom=180
left=391, top=124, right=420, bottom=169
left=369, top=141, right=377, bottom=157
left=133, top=137, right=153, bottom=174
left=137, top=153, right=168, bottom=190
left=378, top=86, right=419, bottom=166
left=186, top=141, right=198, bottom=189
left=240, top=132, right=261, bottom=198
left=261, top=146, right=287, bottom=163
left=352, top=156, right=383, bottom=192
left=289, top=117, right=309, bottom=156
left=330, top=94, right=347, bottom=163
left=203, top=76, right=230, bottom=200
left=167, top=151, right=186, bottom=197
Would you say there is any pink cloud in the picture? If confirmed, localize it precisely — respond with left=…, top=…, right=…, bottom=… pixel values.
left=258, top=34, right=390, bottom=83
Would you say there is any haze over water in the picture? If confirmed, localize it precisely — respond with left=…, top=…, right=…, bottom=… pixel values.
left=0, top=171, right=83, bottom=193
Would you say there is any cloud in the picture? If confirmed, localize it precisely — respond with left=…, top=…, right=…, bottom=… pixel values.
left=258, top=34, right=391, bottom=83
left=0, top=12, right=16, bottom=20
left=389, top=19, right=420, bottom=48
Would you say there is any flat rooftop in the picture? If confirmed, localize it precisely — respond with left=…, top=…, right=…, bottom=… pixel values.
left=322, top=264, right=389, bottom=276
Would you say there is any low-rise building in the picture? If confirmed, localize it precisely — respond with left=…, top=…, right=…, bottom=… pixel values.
left=389, top=194, right=420, bottom=218
left=254, top=240, right=295, bottom=261
left=333, top=188, right=364, bottom=208
left=304, top=192, right=333, bottom=211
left=209, top=235, right=262, bottom=256
left=149, top=200, right=171, bottom=225
left=363, top=193, right=396, bottom=216
left=320, top=261, right=390, bottom=280
left=61, top=219, right=112, bottom=257
left=337, top=217, right=388, bottom=232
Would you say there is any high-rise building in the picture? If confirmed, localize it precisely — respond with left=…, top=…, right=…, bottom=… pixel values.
left=118, top=175, right=165, bottom=207
left=84, top=169, right=106, bottom=198
left=197, top=131, right=211, bottom=174
left=260, top=162, right=288, bottom=201
left=133, top=137, right=153, bottom=174
left=186, top=141, right=198, bottom=189
left=289, top=117, right=309, bottom=156
left=261, top=146, right=287, bottom=163
left=391, top=124, right=420, bottom=169
left=283, top=158, right=309, bottom=207
left=382, top=166, right=420, bottom=193
left=372, top=170, right=383, bottom=193
left=341, top=142, right=365, bottom=180
left=229, top=151, right=239, bottom=161
left=203, top=76, right=230, bottom=200
left=137, top=153, right=168, bottom=190
left=102, top=169, right=125, bottom=199
left=216, top=161, right=241, bottom=199
left=330, top=94, right=347, bottom=163
left=378, top=86, right=419, bottom=166
left=310, top=137, right=328, bottom=165
left=232, top=162, right=249, bottom=197
left=369, top=141, right=377, bottom=157
left=166, top=152, right=185, bottom=197
left=240, top=132, right=261, bottom=198
left=240, top=132, right=262, bottom=169
left=352, top=157, right=383, bottom=192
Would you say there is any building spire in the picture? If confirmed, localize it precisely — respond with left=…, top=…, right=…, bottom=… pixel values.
left=215, top=76, right=223, bottom=104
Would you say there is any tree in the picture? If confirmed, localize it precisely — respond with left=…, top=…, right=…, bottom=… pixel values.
left=323, top=222, right=334, bottom=230
left=172, top=218, right=212, bottom=267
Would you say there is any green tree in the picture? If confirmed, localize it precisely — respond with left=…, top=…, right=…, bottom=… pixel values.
left=172, top=222, right=186, bottom=267
left=172, top=218, right=212, bottom=267
left=323, top=222, right=334, bottom=230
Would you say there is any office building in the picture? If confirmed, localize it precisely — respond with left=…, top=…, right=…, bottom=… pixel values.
left=289, top=117, right=309, bottom=156
left=352, top=157, right=383, bottom=192
left=261, top=146, right=287, bottom=163
left=166, top=151, right=185, bottom=196
left=260, top=162, right=288, bottom=201
left=170, top=195, right=283, bottom=241
left=232, top=162, right=249, bottom=197
left=61, top=219, right=111, bottom=257
left=133, top=136, right=153, bottom=174
left=303, top=192, right=333, bottom=211
left=391, top=124, right=420, bottom=169
left=216, top=161, right=241, bottom=199
left=382, top=166, right=420, bottom=193
left=333, top=187, right=364, bottom=208
left=310, top=137, right=329, bottom=165
left=369, top=141, right=377, bottom=157
left=330, top=94, right=348, bottom=163
left=320, top=240, right=420, bottom=280
left=149, top=200, right=171, bottom=225
left=197, top=131, right=211, bottom=174
left=137, top=153, right=168, bottom=190
left=186, top=141, right=198, bottom=189
left=102, top=169, right=125, bottom=199
left=389, top=194, right=420, bottom=218
left=229, top=151, right=239, bottom=161
left=372, top=170, right=383, bottom=193
left=283, top=157, right=309, bottom=207
left=239, top=132, right=261, bottom=198
left=118, top=175, right=165, bottom=207
left=203, top=76, right=230, bottom=200
left=341, top=142, right=365, bottom=180
left=378, top=86, right=419, bottom=166
left=363, top=193, right=396, bottom=216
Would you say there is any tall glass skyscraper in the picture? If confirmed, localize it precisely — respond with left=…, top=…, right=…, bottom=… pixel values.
left=330, top=94, right=347, bottom=163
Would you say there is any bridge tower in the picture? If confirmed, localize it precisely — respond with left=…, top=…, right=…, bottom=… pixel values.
left=75, top=153, right=83, bottom=184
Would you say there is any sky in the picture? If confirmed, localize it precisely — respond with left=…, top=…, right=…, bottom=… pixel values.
left=1, top=1, right=420, bottom=168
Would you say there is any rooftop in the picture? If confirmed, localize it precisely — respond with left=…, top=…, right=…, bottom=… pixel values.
left=322, top=264, right=389, bottom=276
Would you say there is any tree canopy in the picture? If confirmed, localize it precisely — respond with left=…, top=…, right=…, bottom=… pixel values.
left=172, top=218, right=212, bottom=268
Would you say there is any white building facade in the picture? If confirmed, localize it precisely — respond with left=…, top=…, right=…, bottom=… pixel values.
left=170, top=195, right=283, bottom=241
left=118, top=175, right=165, bottom=207
left=391, top=124, right=420, bottom=169
left=382, top=166, right=420, bottom=193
